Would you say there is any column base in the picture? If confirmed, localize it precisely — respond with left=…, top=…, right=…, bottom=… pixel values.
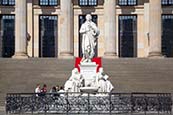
left=59, top=52, right=74, bottom=59
left=103, top=52, right=118, bottom=59
left=12, top=52, right=28, bottom=59
left=148, top=52, right=164, bottom=58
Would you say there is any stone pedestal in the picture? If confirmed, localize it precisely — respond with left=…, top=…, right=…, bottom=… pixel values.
left=79, top=62, right=98, bottom=87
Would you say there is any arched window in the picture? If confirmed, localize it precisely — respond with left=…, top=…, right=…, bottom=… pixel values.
left=79, top=0, right=98, bottom=6
left=39, top=0, right=58, bottom=6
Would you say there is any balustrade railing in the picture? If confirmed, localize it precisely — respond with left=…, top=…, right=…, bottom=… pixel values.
left=6, top=92, right=172, bottom=114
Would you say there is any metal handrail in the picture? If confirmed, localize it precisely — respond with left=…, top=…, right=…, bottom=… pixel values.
left=6, top=92, right=172, bottom=115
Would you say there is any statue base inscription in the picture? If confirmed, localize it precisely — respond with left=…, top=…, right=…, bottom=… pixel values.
left=79, top=62, right=98, bottom=87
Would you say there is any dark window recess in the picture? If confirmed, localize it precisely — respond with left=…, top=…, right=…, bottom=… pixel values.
left=162, top=0, right=173, bottom=5
left=79, top=0, right=97, bottom=6
left=39, top=0, right=58, bottom=6
left=162, top=15, right=173, bottom=57
left=79, top=15, right=98, bottom=57
left=119, top=15, right=137, bottom=57
left=39, top=16, right=58, bottom=57
left=118, top=0, right=137, bottom=6
left=0, top=15, right=15, bottom=57
left=0, top=0, right=15, bottom=6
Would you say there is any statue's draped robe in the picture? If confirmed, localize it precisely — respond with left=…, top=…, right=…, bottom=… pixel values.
left=105, top=80, right=114, bottom=92
left=80, top=21, right=99, bottom=58
left=64, top=69, right=82, bottom=92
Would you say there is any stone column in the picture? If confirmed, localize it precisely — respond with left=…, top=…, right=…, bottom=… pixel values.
left=27, top=0, right=33, bottom=57
left=0, top=20, right=2, bottom=57
left=104, top=0, right=117, bottom=58
left=148, top=0, right=162, bottom=57
left=13, top=0, right=28, bottom=58
left=59, top=0, right=73, bottom=59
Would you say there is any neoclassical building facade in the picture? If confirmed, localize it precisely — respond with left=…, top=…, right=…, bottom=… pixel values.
left=0, top=0, right=173, bottom=58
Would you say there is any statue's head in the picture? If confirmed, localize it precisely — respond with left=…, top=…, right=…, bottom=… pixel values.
left=99, top=67, right=104, bottom=73
left=86, top=14, right=92, bottom=21
left=104, top=75, right=109, bottom=80
left=72, top=68, right=79, bottom=75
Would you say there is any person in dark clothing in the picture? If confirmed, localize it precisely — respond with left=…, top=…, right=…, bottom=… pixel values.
left=40, top=84, right=47, bottom=96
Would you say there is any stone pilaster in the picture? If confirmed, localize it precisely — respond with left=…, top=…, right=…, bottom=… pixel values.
left=27, top=0, right=33, bottom=57
left=148, top=0, right=163, bottom=58
left=13, top=0, right=28, bottom=58
left=59, top=0, right=73, bottom=59
left=0, top=20, right=2, bottom=57
left=104, top=0, right=117, bottom=58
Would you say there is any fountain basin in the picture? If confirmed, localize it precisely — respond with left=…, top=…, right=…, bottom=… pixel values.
left=80, top=87, right=98, bottom=93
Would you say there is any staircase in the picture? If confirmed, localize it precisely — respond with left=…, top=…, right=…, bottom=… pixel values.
left=102, top=58, right=173, bottom=93
left=0, top=58, right=173, bottom=107
left=0, top=58, right=74, bottom=107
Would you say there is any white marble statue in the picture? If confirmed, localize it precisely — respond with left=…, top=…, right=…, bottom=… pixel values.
left=79, top=14, right=100, bottom=62
left=97, top=67, right=106, bottom=92
left=97, top=67, right=105, bottom=80
left=64, top=67, right=114, bottom=93
left=103, top=75, right=114, bottom=92
left=64, top=68, right=84, bottom=92
left=97, top=68, right=114, bottom=93
left=64, top=79, right=73, bottom=92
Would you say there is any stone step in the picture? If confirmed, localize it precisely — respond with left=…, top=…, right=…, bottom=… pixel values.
left=0, top=58, right=173, bottom=107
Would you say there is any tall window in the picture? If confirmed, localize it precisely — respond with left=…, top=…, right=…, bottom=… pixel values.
left=39, top=0, right=58, bottom=6
left=39, top=16, right=58, bottom=57
left=79, top=0, right=98, bottom=6
left=0, top=0, right=15, bottom=6
left=162, top=0, right=173, bottom=5
left=162, top=15, right=173, bottom=57
left=119, top=15, right=137, bottom=57
left=0, top=15, right=15, bottom=57
left=118, top=0, right=137, bottom=6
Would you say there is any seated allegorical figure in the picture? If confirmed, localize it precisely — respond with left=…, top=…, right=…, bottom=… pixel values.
left=96, top=68, right=114, bottom=93
left=64, top=79, right=73, bottom=92
left=64, top=68, right=84, bottom=92
left=98, top=77, right=107, bottom=92
left=103, top=75, right=114, bottom=92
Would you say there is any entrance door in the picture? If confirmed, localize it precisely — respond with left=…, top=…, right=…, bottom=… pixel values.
left=162, top=15, right=173, bottom=57
left=39, top=16, right=57, bottom=57
left=79, top=15, right=98, bottom=57
left=119, top=15, right=137, bottom=57
left=0, top=15, right=15, bottom=57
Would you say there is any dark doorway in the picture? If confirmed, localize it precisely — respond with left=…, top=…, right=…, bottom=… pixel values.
left=0, top=15, right=15, bottom=57
left=39, top=15, right=57, bottom=57
left=119, top=15, right=137, bottom=57
left=79, top=15, right=98, bottom=57
left=162, top=15, right=173, bottom=57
